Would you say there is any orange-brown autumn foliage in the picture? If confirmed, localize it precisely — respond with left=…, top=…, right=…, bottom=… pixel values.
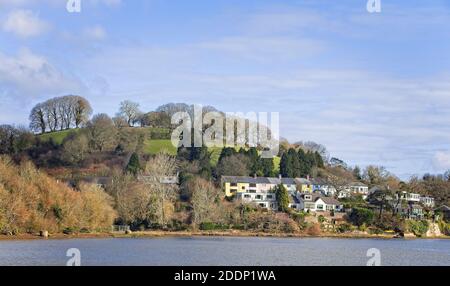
left=0, top=156, right=116, bottom=235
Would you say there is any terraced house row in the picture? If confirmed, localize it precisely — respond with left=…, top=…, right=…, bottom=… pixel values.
left=221, top=175, right=368, bottom=212
left=221, top=176, right=437, bottom=219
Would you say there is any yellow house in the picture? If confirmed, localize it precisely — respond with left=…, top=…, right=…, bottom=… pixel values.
left=295, top=178, right=313, bottom=193
left=222, top=176, right=315, bottom=197
left=222, top=176, right=252, bottom=197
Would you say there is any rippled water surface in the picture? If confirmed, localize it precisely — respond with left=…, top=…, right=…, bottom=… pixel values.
left=0, top=237, right=449, bottom=266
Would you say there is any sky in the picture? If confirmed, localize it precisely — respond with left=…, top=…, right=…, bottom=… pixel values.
left=0, top=0, right=450, bottom=179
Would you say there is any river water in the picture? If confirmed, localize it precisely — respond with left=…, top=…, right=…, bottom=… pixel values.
left=0, top=237, right=448, bottom=266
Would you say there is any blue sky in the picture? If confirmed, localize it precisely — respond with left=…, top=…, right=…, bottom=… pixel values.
left=1, top=0, right=450, bottom=179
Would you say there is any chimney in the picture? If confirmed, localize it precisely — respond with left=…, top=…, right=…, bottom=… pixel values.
left=279, top=174, right=282, bottom=180
left=307, top=175, right=310, bottom=180
left=254, top=174, right=257, bottom=179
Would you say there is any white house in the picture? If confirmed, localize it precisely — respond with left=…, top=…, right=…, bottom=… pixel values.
left=281, top=177, right=297, bottom=194
left=395, top=203, right=424, bottom=220
left=310, top=177, right=337, bottom=197
left=236, top=191, right=278, bottom=210
left=397, top=191, right=421, bottom=203
left=420, top=196, right=435, bottom=208
left=297, top=193, right=343, bottom=212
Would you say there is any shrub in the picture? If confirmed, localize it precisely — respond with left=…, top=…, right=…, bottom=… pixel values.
left=125, top=152, right=141, bottom=176
left=245, top=212, right=300, bottom=233
left=290, top=212, right=306, bottom=224
left=373, top=214, right=405, bottom=232
left=358, top=223, right=368, bottom=232
left=307, top=223, right=322, bottom=236
left=275, top=184, right=289, bottom=212
left=318, top=215, right=326, bottom=223
left=338, top=223, right=353, bottom=233
left=407, top=220, right=429, bottom=237
left=438, top=221, right=450, bottom=236
left=368, top=227, right=384, bottom=235
left=0, top=157, right=117, bottom=235
left=200, top=222, right=229, bottom=231
left=63, top=227, right=76, bottom=235
left=348, top=207, right=374, bottom=227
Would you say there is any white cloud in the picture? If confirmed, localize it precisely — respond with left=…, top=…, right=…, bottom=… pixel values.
left=2, top=9, right=49, bottom=38
left=83, top=25, right=106, bottom=40
left=197, top=36, right=324, bottom=62
left=432, top=151, right=450, bottom=171
left=0, top=48, right=84, bottom=99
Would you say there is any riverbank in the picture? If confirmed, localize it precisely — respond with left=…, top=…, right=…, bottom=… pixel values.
left=1, top=230, right=449, bottom=241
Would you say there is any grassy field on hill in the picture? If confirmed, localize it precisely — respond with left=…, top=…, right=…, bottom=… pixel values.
left=38, top=129, right=80, bottom=145
left=143, top=139, right=177, bottom=155
left=37, top=128, right=281, bottom=167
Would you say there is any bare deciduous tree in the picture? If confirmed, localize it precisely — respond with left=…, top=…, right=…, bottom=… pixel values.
left=189, top=177, right=220, bottom=226
left=62, top=133, right=89, bottom=165
left=72, top=96, right=93, bottom=128
left=118, top=100, right=141, bottom=127
left=29, top=103, right=46, bottom=134
left=86, top=113, right=117, bottom=152
left=140, top=152, right=179, bottom=226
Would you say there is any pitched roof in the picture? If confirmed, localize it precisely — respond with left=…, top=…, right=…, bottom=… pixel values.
left=222, top=176, right=282, bottom=184
left=295, top=178, right=312, bottom=185
left=222, top=176, right=298, bottom=185
left=319, top=197, right=341, bottom=206
left=289, top=194, right=300, bottom=204
left=309, top=177, right=329, bottom=185
left=434, top=205, right=450, bottom=212
left=281, top=178, right=296, bottom=185
left=348, top=182, right=368, bottom=187
left=299, top=193, right=321, bottom=201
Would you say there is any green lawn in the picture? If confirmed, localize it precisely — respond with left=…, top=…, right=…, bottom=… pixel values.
left=38, top=129, right=79, bottom=145
left=143, top=139, right=177, bottom=155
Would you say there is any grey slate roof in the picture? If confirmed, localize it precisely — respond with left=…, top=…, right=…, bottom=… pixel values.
left=348, top=182, right=368, bottom=187
left=434, top=205, right=450, bottom=212
left=281, top=178, right=296, bottom=185
left=309, top=177, right=330, bottom=185
left=299, top=193, right=322, bottom=201
left=295, top=178, right=312, bottom=185
left=222, top=176, right=277, bottom=184
left=222, top=176, right=298, bottom=185
left=320, top=197, right=342, bottom=206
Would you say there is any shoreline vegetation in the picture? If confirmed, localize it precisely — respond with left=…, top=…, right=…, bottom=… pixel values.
left=1, top=230, right=449, bottom=241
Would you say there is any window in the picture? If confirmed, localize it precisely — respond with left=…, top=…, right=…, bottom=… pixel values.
left=250, top=183, right=256, bottom=188
left=259, top=203, right=266, bottom=208
left=249, top=190, right=256, bottom=194
left=317, top=204, right=324, bottom=210
left=242, top=186, right=246, bottom=190
left=305, top=203, right=315, bottom=209
left=305, top=195, right=312, bottom=201
left=230, top=183, right=237, bottom=187
left=266, top=195, right=273, bottom=199
left=256, top=195, right=262, bottom=200
left=244, top=194, right=251, bottom=198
